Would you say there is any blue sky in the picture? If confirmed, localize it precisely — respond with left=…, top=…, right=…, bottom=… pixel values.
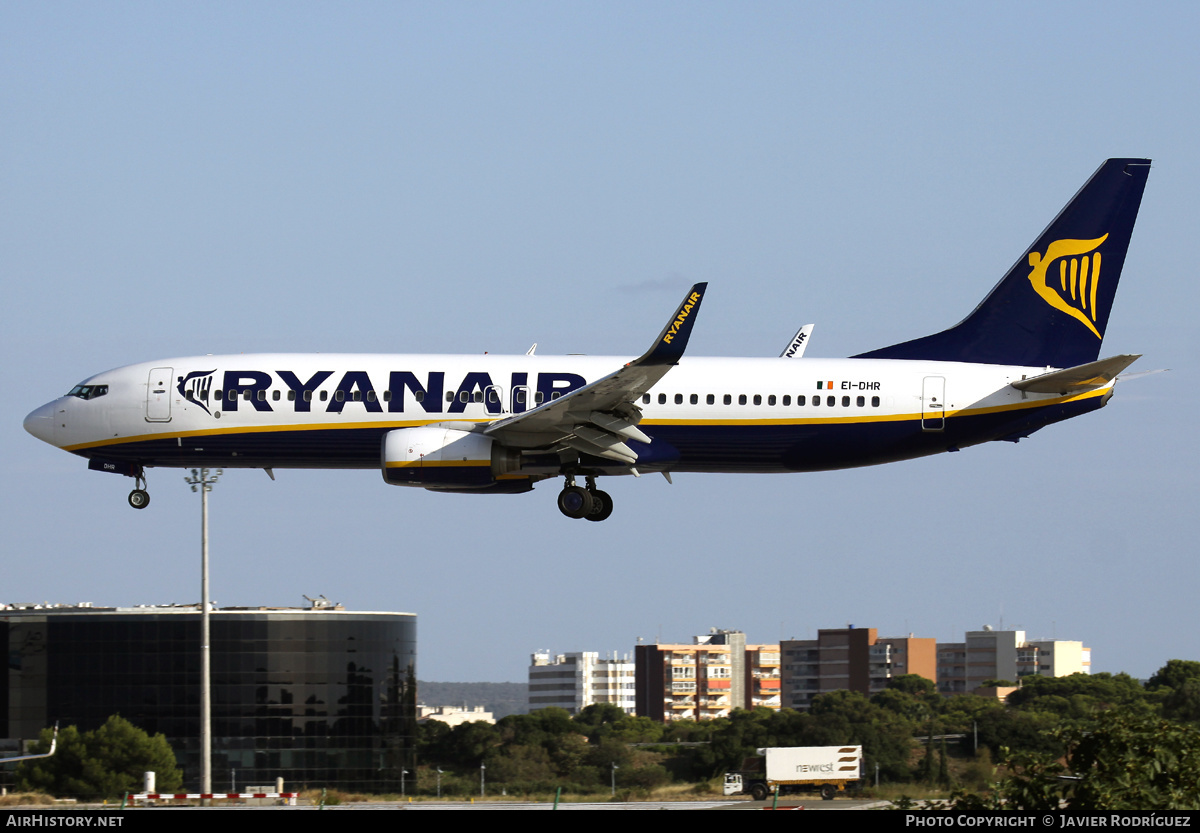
left=5, top=2, right=1198, bottom=683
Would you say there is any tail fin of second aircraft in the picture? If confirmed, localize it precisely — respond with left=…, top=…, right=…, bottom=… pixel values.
left=854, top=158, right=1150, bottom=368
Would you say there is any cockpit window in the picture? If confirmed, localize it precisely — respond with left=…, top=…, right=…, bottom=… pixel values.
left=67, top=384, right=109, bottom=401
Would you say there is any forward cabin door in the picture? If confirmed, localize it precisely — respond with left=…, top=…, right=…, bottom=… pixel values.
left=146, top=367, right=173, bottom=422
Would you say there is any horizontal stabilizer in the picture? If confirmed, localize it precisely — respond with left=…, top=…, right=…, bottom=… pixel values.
left=1011, top=354, right=1141, bottom=394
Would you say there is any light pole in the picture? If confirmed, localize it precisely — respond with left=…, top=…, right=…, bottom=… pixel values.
left=437, top=768, right=443, bottom=798
left=185, top=467, right=221, bottom=799
left=480, top=762, right=486, bottom=797
left=401, top=768, right=408, bottom=798
left=611, top=762, right=619, bottom=796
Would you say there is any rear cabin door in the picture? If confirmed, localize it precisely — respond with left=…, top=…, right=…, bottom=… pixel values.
left=921, top=376, right=945, bottom=432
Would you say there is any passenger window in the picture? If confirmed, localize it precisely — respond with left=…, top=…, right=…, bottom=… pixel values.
left=872, top=396, right=880, bottom=407
left=643, top=394, right=651, bottom=404
left=813, top=396, right=820, bottom=407
left=768, top=395, right=776, bottom=406
left=244, top=391, right=253, bottom=401
left=690, top=394, right=698, bottom=405
left=797, top=395, right=805, bottom=406
left=459, top=391, right=469, bottom=403
left=706, top=394, right=715, bottom=405
left=738, top=394, right=747, bottom=405
left=288, top=390, right=296, bottom=401
left=856, top=396, right=865, bottom=407
left=827, top=396, right=835, bottom=407
left=488, top=389, right=499, bottom=404
left=551, top=391, right=561, bottom=400
left=303, top=391, right=312, bottom=402
left=658, top=393, right=667, bottom=405
left=674, top=393, right=683, bottom=405
left=783, top=395, right=791, bottom=406
left=753, top=395, right=762, bottom=406
left=335, top=391, right=345, bottom=402
left=215, top=390, right=223, bottom=401
left=842, top=396, right=850, bottom=407
left=723, top=394, right=732, bottom=405
left=536, top=391, right=545, bottom=404
left=320, top=391, right=328, bottom=401
left=446, top=391, right=454, bottom=403
left=272, top=390, right=280, bottom=401
left=185, top=391, right=195, bottom=401
left=367, top=391, right=377, bottom=402
left=515, top=390, right=526, bottom=404
left=412, top=391, right=422, bottom=403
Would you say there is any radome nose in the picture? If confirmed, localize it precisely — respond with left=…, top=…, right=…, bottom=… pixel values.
left=23, top=402, right=57, bottom=445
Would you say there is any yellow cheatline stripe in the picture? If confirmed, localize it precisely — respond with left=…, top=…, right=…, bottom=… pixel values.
left=63, top=387, right=1108, bottom=451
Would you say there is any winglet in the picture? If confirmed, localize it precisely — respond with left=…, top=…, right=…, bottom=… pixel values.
left=641, top=283, right=708, bottom=365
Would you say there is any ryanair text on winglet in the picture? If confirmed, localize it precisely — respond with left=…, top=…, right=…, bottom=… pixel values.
left=662, top=291, right=702, bottom=345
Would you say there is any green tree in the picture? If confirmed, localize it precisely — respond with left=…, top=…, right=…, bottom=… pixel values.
left=973, top=704, right=1062, bottom=758
left=1006, top=672, right=1146, bottom=714
left=948, top=710, right=1200, bottom=811
left=887, top=674, right=937, bottom=697
left=1161, top=679, right=1200, bottom=725
left=1147, top=660, right=1200, bottom=693
left=805, top=691, right=915, bottom=782
left=937, top=736, right=951, bottom=787
left=17, top=716, right=182, bottom=800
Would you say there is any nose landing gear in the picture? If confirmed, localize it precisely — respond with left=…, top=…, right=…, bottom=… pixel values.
left=557, top=476, right=613, bottom=522
left=127, top=470, right=150, bottom=510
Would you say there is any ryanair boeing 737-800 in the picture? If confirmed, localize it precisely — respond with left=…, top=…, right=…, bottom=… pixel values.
left=25, top=159, right=1152, bottom=521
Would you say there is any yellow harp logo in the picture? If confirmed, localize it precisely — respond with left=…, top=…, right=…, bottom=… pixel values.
left=1026, top=234, right=1108, bottom=338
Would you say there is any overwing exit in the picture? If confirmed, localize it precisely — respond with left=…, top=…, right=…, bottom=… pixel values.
left=25, top=159, right=1152, bottom=521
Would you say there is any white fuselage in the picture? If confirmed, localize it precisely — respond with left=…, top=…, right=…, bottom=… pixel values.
left=24, top=353, right=1106, bottom=475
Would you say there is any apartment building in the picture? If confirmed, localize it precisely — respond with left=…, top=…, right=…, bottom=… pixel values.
left=937, top=627, right=1091, bottom=694
left=528, top=651, right=636, bottom=715
left=780, top=626, right=936, bottom=710
left=634, top=629, right=781, bottom=722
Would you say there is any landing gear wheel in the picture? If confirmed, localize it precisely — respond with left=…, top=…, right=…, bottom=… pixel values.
left=820, top=784, right=836, bottom=801
left=751, top=783, right=769, bottom=802
left=128, top=489, right=150, bottom=509
left=585, top=489, right=613, bottom=522
left=557, top=485, right=593, bottom=519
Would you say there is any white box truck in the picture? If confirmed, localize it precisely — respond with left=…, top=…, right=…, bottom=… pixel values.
left=722, top=746, right=863, bottom=801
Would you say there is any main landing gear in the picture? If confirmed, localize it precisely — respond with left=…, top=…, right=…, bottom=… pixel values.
left=557, top=476, right=613, bottom=522
left=127, top=469, right=150, bottom=510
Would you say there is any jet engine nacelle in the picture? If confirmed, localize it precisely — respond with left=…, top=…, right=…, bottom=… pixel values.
left=382, top=425, right=523, bottom=490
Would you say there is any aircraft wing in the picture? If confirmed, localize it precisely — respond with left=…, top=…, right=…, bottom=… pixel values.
left=780, top=324, right=814, bottom=358
left=0, top=724, right=57, bottom=764
left=484, top=283, right=707, bottom=463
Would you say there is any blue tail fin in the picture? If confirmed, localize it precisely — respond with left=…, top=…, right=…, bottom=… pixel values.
left=854, top=159, right=1150, bottom=367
